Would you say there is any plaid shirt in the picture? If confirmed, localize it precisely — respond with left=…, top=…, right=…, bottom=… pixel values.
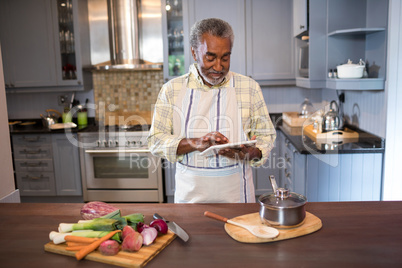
left=147, top=64, right=276, bottom=167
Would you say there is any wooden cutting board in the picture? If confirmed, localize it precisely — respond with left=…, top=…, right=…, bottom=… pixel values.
left=44, top=231, right=176, bottom=268
left=303, top=124, right=359, bottom=143
left=224, top=212, right=322, bottom=243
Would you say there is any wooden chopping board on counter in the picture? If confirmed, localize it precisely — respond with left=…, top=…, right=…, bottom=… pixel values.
left=224, top=212, right=322, bottom=243
left=44, top=230, right=176, bottom=268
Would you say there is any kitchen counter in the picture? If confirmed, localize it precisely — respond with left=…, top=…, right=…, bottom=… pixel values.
left=279, top=124, right=385, bottom=154
left=8, top=119, right=93, bottom=134
left=0, top=202, right=401, bottom=267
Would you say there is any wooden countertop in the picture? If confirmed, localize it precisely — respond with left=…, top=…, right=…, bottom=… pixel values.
left=0, top=202, right=401, bottom=267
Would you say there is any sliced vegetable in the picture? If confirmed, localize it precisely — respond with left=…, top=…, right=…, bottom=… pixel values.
left=150, top=219, right=168, bottom=235
left=50, top=230, right=122, bottom=244
left=75, top=230, right=121, bottom=260
left=99, top=240, right=120, bottom=256
left=59, top=218, right=120, bottom=232
left=136, top=222, right=147, bottom=233
left=66, top=246, right=86, bottom=251
left=141, top=227, right=158, bottom=246
left=121, top=231, right=143, bottom=252
left=80, top=201, right=120, bottom=220
left=122, top=225, right=136, bottom=240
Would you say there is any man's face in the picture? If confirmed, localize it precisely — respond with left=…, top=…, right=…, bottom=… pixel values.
left=191, top=33, right=231, bottom=87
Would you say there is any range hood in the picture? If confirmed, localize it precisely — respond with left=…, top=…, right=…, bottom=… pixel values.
left=88, top=0, right=163, bottom=70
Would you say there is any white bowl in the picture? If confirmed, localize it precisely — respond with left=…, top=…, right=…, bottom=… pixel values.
left=337, top=63, right=365, bottom=79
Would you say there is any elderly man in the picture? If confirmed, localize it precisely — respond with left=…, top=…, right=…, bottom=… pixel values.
left=148, top=18, right=276, bottom=203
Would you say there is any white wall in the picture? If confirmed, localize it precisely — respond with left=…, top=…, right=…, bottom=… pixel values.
left=0, top=44, right=19, bottom=202
left=383, top=0, right=402, bottom=200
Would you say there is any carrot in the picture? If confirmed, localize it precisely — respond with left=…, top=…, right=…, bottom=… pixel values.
left=65, top=246, right=86, bottom=251
left=75, top=230, right=121, bottom=261
left=67, top=241, right=94, bottom=247
left=64, top=236, right=99, bottom=243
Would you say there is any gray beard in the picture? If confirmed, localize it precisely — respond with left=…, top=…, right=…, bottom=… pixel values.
left=196, top=63, right=225, bottom=86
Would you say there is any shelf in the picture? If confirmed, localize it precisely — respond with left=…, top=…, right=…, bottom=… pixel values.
left=328, top=28, right=386, bottom=37
left=326, top=78, right=385, bottom=90
left=296, top=77, right=326, bottom=89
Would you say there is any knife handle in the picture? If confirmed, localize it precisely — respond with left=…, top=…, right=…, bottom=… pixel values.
left=204, top=211, right=228, bottom=223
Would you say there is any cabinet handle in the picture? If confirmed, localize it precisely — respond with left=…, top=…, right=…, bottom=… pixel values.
left=77, top=81, right=82, bottom=85
left=285, top=153, right=291, bottom=163
left=22, top=149, right=44, bottom=155
left=23, top=161, right=43, bottom=167
left=300, top=25, right=305, bottom=30
left=285, top=139, right=290, bottom=148
left=285, top=170, right=291, bottom=178
left=24, top=175, right=44, bottom=180
left=10, top=83, right=15, bottom=87
left=22, top=136, right=41, bottom=142
left=5, top=84, right=10, bottom=88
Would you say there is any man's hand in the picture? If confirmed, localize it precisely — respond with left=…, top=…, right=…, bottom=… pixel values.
left=177, top=131, right=229, bottom=155
left=218, top=135, right=262, bottom=161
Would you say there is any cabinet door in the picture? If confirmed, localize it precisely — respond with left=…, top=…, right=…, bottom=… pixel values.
left=163, top=160, right=176, bottom=203
left=52, top=0, right=84, bottom=86
left=187, top=0, right=246, bottom=75
left=0, top=0, right=58, bottom=88
left=245, top=0, right=294, bottom=81
left=293, top=0, right=307, bottom=37
left=52, top=134, right=82, bottom=196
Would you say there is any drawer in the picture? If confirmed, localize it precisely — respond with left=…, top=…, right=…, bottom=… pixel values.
left=13, top=144, right=53, bottom=159
left=14, top=159, right=53, bottom=172
left=12, top=134, right=51, bottom=145
left=15, top=171, right=56, bottom=196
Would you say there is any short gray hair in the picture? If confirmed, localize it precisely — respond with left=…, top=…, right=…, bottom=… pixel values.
left=190, top=18, right=234, bottom=50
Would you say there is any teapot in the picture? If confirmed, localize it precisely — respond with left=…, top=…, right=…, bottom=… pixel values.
left=322, top=101, right=340, bottom=132
left=41, top=109, right=62, bottom=128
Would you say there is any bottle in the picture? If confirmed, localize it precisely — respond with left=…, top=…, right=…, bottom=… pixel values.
left=328, top=69, right=333, bottom=78
left=333, top=69, right=338, bottom=78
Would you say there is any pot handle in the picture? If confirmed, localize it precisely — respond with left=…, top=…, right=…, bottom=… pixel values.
left=269, top=175, right=278, bottom=193
left=330, top=101, right=339, bottom=113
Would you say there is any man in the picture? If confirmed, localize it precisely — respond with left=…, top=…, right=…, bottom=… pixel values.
left=148, top=18, right=276, bottom=203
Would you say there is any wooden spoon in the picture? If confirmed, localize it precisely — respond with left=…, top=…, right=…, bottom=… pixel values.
left=204, top=211, right=279, bottom=239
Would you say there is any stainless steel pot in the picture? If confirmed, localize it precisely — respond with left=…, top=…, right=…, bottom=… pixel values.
left=258, top=175, right=307, bottom=228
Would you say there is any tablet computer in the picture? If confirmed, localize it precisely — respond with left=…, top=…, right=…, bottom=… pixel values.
left=199, top=140, right=257, bottom=157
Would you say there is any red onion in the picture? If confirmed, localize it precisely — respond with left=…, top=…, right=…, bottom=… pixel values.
left=150, top=219, right=168, bottom=235
left=141, top=227, right=158, bottom=245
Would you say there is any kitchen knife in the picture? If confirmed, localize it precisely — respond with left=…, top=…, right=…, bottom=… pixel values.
left=153, top=213, right=189, bottom=242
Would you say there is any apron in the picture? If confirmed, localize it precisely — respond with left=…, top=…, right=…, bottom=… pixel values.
left=172, top=76, right=255, bottom=203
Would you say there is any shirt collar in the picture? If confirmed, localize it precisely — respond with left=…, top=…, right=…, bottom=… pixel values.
left=188, top=63, right=231, bottom=90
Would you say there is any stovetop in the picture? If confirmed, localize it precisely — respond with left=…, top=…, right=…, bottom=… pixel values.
left=79, top=124, right=152, bottom=133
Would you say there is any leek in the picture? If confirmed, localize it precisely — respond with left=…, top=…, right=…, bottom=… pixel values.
left=50, top=230, right=122, bottom=244
left=58, top=218, right=120, bottom=233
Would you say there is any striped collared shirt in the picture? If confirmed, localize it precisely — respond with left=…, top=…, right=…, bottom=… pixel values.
left=147, top=63, right=276, bottom=167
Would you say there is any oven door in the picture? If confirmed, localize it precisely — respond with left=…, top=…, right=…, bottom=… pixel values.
left=83, top=148, right=160, bottom=189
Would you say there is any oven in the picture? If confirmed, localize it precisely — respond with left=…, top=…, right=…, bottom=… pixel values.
left=78, top=127, right=163, bottom=202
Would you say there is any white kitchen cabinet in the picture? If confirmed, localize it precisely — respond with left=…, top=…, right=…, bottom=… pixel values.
left=295, top=0, right=388, bottom=90
left=294, top=0, right=327, bottom=88
left=0, top=0, right=88, bottom=90
left=0, top=0, right=57, bottom=88
left=166, top=0, right=294, bottom=85
left=52, top=133, right=82, bottom=196
left=245, top=0, right=294, bottom=85
left=293, top=0, right=308, bottom=37
left=278, top=130, right=383, bottom=201
left=325, top=0, right=388, bottom=90
left=11, top=133, right=82, bottom=197
left=186, top=0, right=246, bottom=76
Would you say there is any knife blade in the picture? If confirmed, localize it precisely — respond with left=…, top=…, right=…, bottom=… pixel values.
left=153, top=213, right=189, bottom=242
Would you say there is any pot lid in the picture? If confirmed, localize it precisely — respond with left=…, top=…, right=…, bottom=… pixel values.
left=259, top=189, right=307, bottom=209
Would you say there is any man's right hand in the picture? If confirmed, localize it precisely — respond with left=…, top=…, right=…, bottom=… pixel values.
left=177, top=131, right=229, bottom=155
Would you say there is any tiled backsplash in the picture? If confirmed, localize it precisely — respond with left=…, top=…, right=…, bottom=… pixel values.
left=92, top=69, right=163, bottom=122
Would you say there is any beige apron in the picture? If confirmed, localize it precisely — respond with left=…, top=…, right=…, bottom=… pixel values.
left=172, top=77, right=254, bottom=203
